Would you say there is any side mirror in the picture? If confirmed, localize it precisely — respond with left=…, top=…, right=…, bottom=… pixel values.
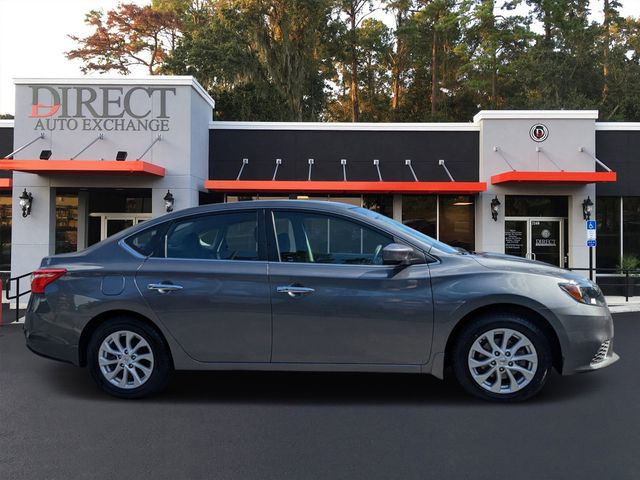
left=382, top=243, right=420, bottom=266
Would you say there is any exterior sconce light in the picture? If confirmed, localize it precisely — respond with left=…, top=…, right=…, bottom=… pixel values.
left=163, top=190, right=174, bottom=213
left=19, top=189, right=33, bottom=218
left=582, top=196, right=594, bottom=220
left=490, top=195, right=501, bottom=221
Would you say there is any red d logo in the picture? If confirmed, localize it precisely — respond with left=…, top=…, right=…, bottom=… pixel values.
left=29, top=86, right=62, bottom=118
left=530, top=124, right=549, bottom=142
left=31, top=104, right=61, bottom=118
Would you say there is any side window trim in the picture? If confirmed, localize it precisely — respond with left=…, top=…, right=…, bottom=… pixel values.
left=268, top=208, right=397, bottom=266
left=158, top=209, right=266, bottom=262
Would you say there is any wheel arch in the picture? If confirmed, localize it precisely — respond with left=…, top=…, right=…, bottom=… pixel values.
left=443, top=303, right=563, bottom=374
left=78, top=309, right=175, bottom=369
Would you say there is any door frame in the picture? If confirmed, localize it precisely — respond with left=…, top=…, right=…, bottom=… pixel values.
left=505, top=216, right=567, bottom=267
left=89, top=213, right=153, bottom=241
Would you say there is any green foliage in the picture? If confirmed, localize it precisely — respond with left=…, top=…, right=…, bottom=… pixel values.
left=619, top=254, right=640, bottom=273
left=67, top=0, right=640, bottom=122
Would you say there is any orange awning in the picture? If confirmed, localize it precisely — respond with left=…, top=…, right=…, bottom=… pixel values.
left=0, top=160, right=165, bottom=177
left=491, top=171, right=616, bottom=185
left=205, top=180, right=487, bottom=194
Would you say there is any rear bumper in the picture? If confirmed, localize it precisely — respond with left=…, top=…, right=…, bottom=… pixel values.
left=25, top=334, right=78, bottom=365
left=24, top=295, right=81, bottom=366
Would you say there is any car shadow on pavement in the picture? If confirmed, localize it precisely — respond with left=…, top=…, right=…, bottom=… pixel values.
left=41, top=361, right=608, bottom=406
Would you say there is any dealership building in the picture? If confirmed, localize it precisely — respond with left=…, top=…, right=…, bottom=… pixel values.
left=0, top=76, right=638, bottom=300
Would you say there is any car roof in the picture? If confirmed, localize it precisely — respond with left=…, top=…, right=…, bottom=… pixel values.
left=168, top=200, right=357, bottom=216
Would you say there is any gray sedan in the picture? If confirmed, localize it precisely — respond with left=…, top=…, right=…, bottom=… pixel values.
left=24, top=200, right=618, bottom=401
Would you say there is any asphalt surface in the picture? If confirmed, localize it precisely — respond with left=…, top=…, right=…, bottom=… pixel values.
left=1, top=314, right=639, bottom=480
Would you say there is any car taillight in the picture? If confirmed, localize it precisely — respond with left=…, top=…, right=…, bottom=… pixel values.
left=31, top=269, right=67, bottom=294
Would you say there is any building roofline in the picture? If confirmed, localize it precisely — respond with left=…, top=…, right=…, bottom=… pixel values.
left=595, top=122, right=640, bottom=131
left=13, top=76, right=215, bottom=109
left=6, top=118, right=640, bottom=131
left=208, top=121, right=479, bottom=131
left=473, top=110, right=599, bottom=122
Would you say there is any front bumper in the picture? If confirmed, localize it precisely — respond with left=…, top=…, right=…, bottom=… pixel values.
left=555, top=305, right=620, bottom=375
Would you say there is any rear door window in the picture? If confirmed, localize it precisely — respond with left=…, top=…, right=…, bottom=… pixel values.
left=165, top=211, right=261, bottom=261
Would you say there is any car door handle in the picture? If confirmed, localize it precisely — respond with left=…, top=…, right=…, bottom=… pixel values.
left=147, top=283, right=184, bottom=294
left=276, top=285, right=315, bottom=297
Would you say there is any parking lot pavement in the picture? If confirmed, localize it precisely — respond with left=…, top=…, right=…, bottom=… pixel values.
left=1, top=314, right=639, bottom=480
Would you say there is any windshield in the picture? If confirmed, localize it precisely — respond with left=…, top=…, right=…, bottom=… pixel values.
left=352, top=207, right=459, bottom=254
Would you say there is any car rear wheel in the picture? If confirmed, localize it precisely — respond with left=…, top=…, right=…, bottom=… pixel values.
left=452, top=313, right=552, bottom=402
left=87, top=318, right=171, bottom=399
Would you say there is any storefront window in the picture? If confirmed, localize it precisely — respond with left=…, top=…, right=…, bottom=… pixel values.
left=623, top=197, right=640, bottom=264
left=505, top=196, right=568, bottom=217
left=402, top=195, right=437, bottom=238
left=56, top=195, right=78, bottom=254
left=362, top=195, right=393, bottom=218
left=439, top=195, right=475, bottom=251
left=596, top=197, right=620, bottom=269
left=0, top=194, right=11, bottom=272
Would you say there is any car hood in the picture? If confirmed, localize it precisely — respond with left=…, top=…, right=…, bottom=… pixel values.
left=470, top=251, right=575, bottom=278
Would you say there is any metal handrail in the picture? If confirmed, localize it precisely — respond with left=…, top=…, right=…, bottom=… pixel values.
left=566, top=267, right=640, bottom=303
left=5, top=271, right=32, bottom=324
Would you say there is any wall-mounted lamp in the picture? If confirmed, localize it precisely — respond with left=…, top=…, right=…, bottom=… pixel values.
left=582, top=196, right=593, bottom=220
left=163, top=190, right=174, bottom=213
left=39, top=150, right=52, bottom=160
left=116, top=151, right=128, bottom=161
left=490, top=195, right=501, bottom=221
left=19, top=189, right=33, bottom=217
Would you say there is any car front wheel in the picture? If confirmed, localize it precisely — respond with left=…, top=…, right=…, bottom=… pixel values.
left=87, top=318, right=171, bottom=399
left=452, top=313, right=553, bottom=402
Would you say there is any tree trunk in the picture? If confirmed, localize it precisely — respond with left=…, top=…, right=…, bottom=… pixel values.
left=431, top=26, right=438, bottom=117
left=350, top=6, right=359, bottom=122
left=602, top=0, right=611, bottom=104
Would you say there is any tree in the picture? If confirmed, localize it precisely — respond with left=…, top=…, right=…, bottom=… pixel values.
left=332, top=0, right=376, bottom=121
left=67, top=3, right=181, bottom=74
left=385, top=0, right=415, bottom=116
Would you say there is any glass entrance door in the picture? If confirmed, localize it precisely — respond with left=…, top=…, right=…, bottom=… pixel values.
left=89, top=213, right=152, bottom=241
left=505, top=218, right=566, bottom=267
left=530, top=220, right=561, bottom=266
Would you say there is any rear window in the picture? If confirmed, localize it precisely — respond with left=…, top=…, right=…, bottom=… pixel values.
left=124, top=223, right=169, bottom=257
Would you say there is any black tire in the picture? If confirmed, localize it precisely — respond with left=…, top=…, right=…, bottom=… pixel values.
left=452, top=313, right=553, bottom=402
left=87, top=317, right=171, bottom=399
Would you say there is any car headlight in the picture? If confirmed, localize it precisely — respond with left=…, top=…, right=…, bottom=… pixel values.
left=559, top=280, right=606, bottom=307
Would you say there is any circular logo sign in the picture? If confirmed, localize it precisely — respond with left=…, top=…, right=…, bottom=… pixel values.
left=541, top=229, right=551, bottom=239
left=530, top=124, right=549, bottom=142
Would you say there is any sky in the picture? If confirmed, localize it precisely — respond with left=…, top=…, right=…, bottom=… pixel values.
left=1, top=0, right=639, bottom=115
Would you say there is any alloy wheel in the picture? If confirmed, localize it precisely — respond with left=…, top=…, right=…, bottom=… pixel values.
left=98, top=330, right=155, bottom=389
left=467, top=328, right=538, bottom=394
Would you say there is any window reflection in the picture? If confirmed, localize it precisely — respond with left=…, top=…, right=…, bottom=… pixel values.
left=596, top=197, right=620, bottom=269
left=440, top=196, right=475, bottom=251
left=402, top=195, right=437, bottom=237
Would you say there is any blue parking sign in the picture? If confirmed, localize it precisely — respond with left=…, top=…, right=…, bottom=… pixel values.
left=587, top=239, right=596, bottom=247
left=587, top=220, right=596, bottom=230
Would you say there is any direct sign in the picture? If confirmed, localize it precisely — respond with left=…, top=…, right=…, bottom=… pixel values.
left=27, top=85, right=176, bottom=133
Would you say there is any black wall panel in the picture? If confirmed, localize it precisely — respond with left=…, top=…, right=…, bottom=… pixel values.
left=596, top=130, right=640, bottom=196
left=209, top=129, right=480, bottom=183
left=0, top=128, right=13, bottom=179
